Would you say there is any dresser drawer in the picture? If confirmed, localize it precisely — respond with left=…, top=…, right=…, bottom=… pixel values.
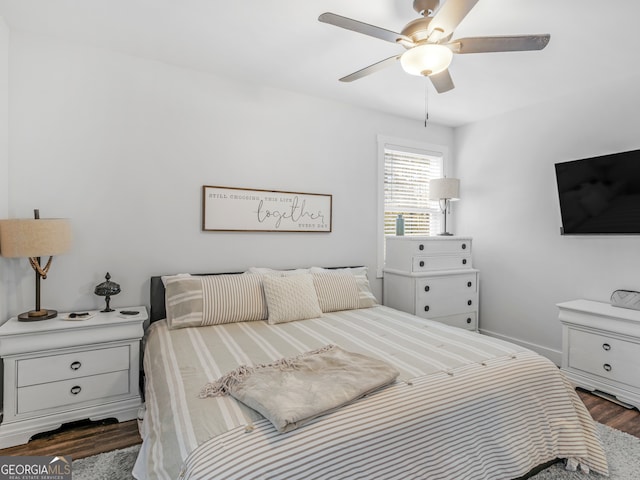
left=416, top=273, right=477, bottom=296
left=416, top=293, right=478, bottom=318
left=385, top=237, right=472, bottom=272
left=17, top=370, right=130, bottom=414
left=430, top=312, right=477, bottom=330
left=412, top=255, right=472, bottom=272
left=568, top=329, right=640, bottom=387
left=405, top=239, right=471, bottom=255
left=17, top=346, right=130, bottom=387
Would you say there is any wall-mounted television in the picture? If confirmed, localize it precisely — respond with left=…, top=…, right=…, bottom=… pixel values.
left=555, top=149, right=640, bottom=235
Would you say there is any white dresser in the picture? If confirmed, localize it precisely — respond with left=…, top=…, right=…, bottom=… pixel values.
left=383, top=236, right=479, bottom=331
left=558, top=299, right=640, bottom=409
left=0, top=308, right=146, bottom=448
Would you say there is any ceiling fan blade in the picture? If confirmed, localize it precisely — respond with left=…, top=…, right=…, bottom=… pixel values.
left=319, top=12, right=401, bottom=44
left=449, top=34, right=551, bottom=53
left=339, top=55, right=401, bottom=82
left=428, top=0, right=479, bottom=39
left=429, top=69, right=455, bottom=93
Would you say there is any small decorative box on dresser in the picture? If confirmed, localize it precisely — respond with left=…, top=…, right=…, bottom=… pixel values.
left=383, top=236, right=479, bottom=331
left=558, top=299, right=640, bottom=409
left=0, top=307, right=146, bottom=448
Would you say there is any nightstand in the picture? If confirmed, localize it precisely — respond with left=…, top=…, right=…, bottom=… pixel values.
left=558, top=299, right=640, bottom=409
left=0, top=307, right=146, bottom=448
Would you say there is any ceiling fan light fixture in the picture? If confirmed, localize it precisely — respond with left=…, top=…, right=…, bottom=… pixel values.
left=400, top=44, right=453, bottom=77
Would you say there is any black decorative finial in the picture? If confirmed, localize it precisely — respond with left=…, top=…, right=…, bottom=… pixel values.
left=94, top=272, right=121, bottom=312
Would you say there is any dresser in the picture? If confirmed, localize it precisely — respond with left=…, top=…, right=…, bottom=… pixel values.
left=558, top=299, right=640, bottom=409
left=383, top=236, right=479, bottom=331
left=0, top=308, right=146, bottom=448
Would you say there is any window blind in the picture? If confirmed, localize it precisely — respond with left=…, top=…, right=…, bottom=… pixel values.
left=384, top=147, right=442, bottom=236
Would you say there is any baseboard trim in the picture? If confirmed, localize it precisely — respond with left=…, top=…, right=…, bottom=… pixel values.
left=479, top=328, right=562, bottom=366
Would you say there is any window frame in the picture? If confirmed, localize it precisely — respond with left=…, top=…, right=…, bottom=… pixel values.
left=376, top=135, right=450, bottom=278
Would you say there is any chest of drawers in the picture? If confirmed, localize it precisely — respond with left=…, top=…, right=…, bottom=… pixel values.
left=0, top=308, right=146, bottom=448
left=383, top=237, right=479, bottom=331
left=558, top=299, right=640, bottom=409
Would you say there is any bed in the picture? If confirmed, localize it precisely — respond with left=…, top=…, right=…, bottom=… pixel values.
left=133, top=267, right=608, bottom=480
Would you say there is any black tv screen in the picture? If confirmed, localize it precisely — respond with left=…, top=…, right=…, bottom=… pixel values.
left=555, top=149, right=640, bottom=234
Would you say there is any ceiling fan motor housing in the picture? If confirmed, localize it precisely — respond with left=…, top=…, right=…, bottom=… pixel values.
left=413, top=0, right=440, bottom=16
left=401, top=17, right=434, bottom=43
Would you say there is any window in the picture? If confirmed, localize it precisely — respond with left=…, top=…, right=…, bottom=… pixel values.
left=377, top=136, right=447, bottom=276
left=384, top=147, right=442, bottom=236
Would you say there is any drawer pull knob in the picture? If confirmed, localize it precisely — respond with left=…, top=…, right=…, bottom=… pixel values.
left=602, top=343, right=611, bottom=351
left=462, top=243, right=467, bottom=250
left=467, top=281, right=472, bottom=288
left=70, top=385, right=82, bottom=395
left=466, top=318, right=472, bottom=324
left=70, top=361, right=82, bottom=371
left=419, top=261, right=425, bottom=267
left=603, top=364, right=612, bottom=372
left=467, top=300, right=473, bottom=306
left=462, top=259, right=467, bottom=265
left=424, top=285, right=430, bottom=292
left=424, top=306, right=430, bottom=312
left=419, top=244, right=424, bottom=251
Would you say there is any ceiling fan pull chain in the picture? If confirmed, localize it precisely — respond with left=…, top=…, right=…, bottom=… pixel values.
left=424, top=80, right=429, bottom=127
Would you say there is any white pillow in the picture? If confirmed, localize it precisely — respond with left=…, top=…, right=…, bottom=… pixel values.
left=262, top=274, right=322, bottom=324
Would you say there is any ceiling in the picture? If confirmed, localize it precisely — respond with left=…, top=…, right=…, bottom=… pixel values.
left=1, top=0, right=639, bottom=127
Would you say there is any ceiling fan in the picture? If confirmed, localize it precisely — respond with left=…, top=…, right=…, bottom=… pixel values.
left=318, top=0, right=550, bottom=93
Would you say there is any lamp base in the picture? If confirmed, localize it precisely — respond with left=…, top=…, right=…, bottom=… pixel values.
left=18, top=309, right=58, bottom=322
left=438, top=232, right=454, bottom=236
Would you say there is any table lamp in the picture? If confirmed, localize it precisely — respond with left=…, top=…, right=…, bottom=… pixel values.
left=0, top=209, right=72, bottom=321
left=428, top=177, right=460, bottom=236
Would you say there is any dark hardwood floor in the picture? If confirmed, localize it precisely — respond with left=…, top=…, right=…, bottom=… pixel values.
left=0, top=417, right=142, bottom=460
left=0, top=389, right=637, bottom=460
left=577, top=388, right=640, bottom=438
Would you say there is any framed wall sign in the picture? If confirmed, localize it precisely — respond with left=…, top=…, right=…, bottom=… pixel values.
left=202, top=186, right=332, bottom=232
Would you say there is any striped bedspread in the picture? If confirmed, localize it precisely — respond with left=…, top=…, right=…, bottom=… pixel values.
left=135, top=306, right=608, bottom=480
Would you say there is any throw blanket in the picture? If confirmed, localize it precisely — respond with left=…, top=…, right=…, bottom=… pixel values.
left=200, top=344, right=399, bottom=432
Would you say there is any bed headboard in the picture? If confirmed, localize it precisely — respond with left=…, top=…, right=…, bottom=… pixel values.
left=149, top=267, right=363, bottom=324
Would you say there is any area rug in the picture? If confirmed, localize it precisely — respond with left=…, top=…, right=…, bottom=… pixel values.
left=530, top=423, right=640, bottom=480
left=71, top=423, right=640, bottom=479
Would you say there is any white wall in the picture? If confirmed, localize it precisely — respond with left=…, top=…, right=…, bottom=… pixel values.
left=455, top=75, right=640, bottom=364
left=0, top=18, right=9, bottom=323
left=5, top=31, right=453, bottom=317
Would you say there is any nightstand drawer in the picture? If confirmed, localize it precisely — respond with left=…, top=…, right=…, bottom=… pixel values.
left=17, top=370, right=130, bottom=414
left=17, top=346, right=130, bottom=387
left=412, top=255, right=471, bottom=272
left=568, top=329, right=640, bottom=387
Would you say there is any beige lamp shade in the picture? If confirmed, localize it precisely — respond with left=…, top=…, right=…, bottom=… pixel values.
left=0, top=219, right=72, bottom=258
left=429, top=178, right=460, bottom=200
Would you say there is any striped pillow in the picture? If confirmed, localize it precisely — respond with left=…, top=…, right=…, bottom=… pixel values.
left=165, top=276, right=203, bottom=329
left=263, top=274, right=322, bottom=324
left=312, top=272, right=360, bottom=313
left=165, top=274, right=267, bottom=329
left=310, top=267, right=378, bottom=309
